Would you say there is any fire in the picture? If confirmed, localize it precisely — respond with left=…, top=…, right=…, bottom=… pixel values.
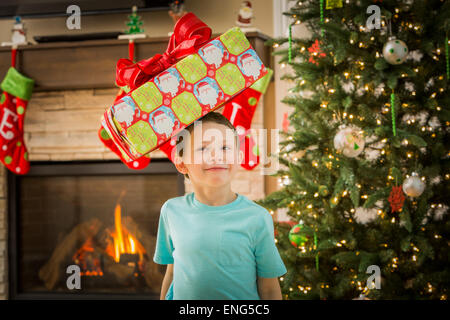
left=109, top=204, right=145, bottom=263
left=72, top=202, right=146, bottom=277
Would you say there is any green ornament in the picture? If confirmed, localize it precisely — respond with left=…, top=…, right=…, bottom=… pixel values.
left=289, top=224, right=311, bottom=248
left=17, top=106, right=24, bottom=115
left=318, top=185, right=329, bottom=196
left=4, top=155, right=12, bottom=165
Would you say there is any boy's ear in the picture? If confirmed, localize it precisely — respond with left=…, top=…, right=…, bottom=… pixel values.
left=174, top=155, right=188, bottom=175
left=238, top=149, right=244, bottom=165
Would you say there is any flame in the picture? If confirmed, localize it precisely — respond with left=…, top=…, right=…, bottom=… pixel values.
left=129, top=235, right=135, bottom=253
left=73, top=200, right=147, bottom=277
left=109, top=203, right=145, bottom=263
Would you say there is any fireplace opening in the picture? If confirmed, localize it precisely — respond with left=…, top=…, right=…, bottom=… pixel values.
left=8, top=160, right=184, bottom=299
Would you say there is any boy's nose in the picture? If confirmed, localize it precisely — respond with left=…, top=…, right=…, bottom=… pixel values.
left=208, top=147, right=224, bottom=163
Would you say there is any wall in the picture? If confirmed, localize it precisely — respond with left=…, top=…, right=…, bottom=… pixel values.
left=0, top=0, right=273, bottom=44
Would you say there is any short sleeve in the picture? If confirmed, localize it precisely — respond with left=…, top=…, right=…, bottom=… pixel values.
left=153, top=201, right=175, bottom=265
left=254, top=211, right=287, bottom=278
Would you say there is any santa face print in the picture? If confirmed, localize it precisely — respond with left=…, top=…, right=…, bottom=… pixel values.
left=156, top=70, right=182, bottom=97
left=200, top=41, right=225, bottom=68
left=113, top=97, right=137, bottom=127
left=196, top=80, right=221, bottom=107
left=150, top=108, right=179, bottom=139
left=175, top=122, right=243, bottom=188
left=238, top=51, right=262, bottom=80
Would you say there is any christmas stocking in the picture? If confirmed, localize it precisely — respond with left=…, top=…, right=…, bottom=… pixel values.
left=221, top=69, right=272, bottom=170
left=98, top=86, right=151, bottom=170
left=0, top=67, right=34, bottom=175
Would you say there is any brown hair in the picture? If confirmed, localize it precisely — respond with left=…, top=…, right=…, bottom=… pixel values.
left=175, top=111, right=240, bottom=179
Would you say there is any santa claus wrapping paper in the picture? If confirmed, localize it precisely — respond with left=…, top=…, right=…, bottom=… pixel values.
left=100, top=12, right=269, bottom=163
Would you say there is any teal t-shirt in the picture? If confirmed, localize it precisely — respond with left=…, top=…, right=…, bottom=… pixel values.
left=153, top=191, right=287, bottom=300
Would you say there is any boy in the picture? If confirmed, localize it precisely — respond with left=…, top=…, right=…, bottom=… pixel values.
left=153, top=112, right=287, bottom=300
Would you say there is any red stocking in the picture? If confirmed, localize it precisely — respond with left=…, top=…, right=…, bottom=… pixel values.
left=0, top=67, right=34, bottom=175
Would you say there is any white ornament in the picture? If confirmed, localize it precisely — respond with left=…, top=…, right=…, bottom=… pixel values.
left=383, top=36, right=408, bottom=65
left=354, top=207, right=378, bottom=225
left=374, top=83, right=385, bottom=98
left=407, top=49, right=423, bottom=62
left=333, top=126, right=365, bottom=158
left=402, top=172, right=425, bottom=197
left=425, top=78, right=435, bottom=91
left=342, top=81, right=355, bottom=94
left=404, top=81, right=415, bottom=92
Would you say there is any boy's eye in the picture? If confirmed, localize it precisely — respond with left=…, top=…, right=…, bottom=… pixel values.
left=197, top=146, right=230, bottom=151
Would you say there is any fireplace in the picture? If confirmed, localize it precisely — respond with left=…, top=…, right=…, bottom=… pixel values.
left=7, top=159, right=184, bottom=299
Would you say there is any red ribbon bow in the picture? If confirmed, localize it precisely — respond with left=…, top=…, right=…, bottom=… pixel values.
left=115, top=12, right=212, bottom=91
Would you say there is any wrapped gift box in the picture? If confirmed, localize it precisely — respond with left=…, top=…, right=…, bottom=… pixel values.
left=101, top=26, right=268, bottom=161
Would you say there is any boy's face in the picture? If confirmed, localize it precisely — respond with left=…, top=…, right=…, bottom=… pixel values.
left=174, top=121, right=243, bottom=187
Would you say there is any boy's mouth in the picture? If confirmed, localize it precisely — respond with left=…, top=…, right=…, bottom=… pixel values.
left=204, top=166, right=228, bottom=171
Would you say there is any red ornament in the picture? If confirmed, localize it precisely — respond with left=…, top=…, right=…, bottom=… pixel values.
left=308, top=39, right=326, bottom=65
left=282, top=112, right=290, bottom=132
left=388, top=185, right=405, bottom=213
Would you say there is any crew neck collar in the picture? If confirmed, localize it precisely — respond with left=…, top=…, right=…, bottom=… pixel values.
left=191, top=191, right=243, bottom=212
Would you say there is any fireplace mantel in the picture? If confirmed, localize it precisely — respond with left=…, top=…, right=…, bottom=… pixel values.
left=0, top=32, right=273, bottom=92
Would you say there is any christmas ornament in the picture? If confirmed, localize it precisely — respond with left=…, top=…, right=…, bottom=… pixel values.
left=282, top=112, right=290, bottom=132
left=354, top=207, right=378, bottom=224
left=0, top=66, right=34, bottom=175
left=308, top=39, right=326, bottom=65
left=388, top=185, right=405, bottom=213
left=333, top=126, right=365, bottom=158
left=125, top=6, right=144, bottom=34
left=236, top=1, right=254, bottom=28
left=318, top=185, right=329, bottom=196
left=289, top=224, right=311, bottom=248
left=326, top=0, right=343, bottom=9
left=168, top=0, right=186, bottom=25
left=0, top=16, right=28, bottom=47
left=383, top=36, right=408, bottom=65
left=319, top=0, right=324, bottom=37
left=402, top=172, right=425, bottom=197
left=390, top=91, right=397, bottom=136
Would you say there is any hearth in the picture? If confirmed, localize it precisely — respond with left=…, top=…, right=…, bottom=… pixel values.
left=7, top=160, right=184, bottom=299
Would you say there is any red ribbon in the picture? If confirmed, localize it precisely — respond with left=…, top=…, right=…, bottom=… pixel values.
left=115, top=12, right=212, bottom=91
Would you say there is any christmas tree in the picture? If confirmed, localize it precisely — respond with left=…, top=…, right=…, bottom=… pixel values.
left=256, top=0, right=449, bottom=299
